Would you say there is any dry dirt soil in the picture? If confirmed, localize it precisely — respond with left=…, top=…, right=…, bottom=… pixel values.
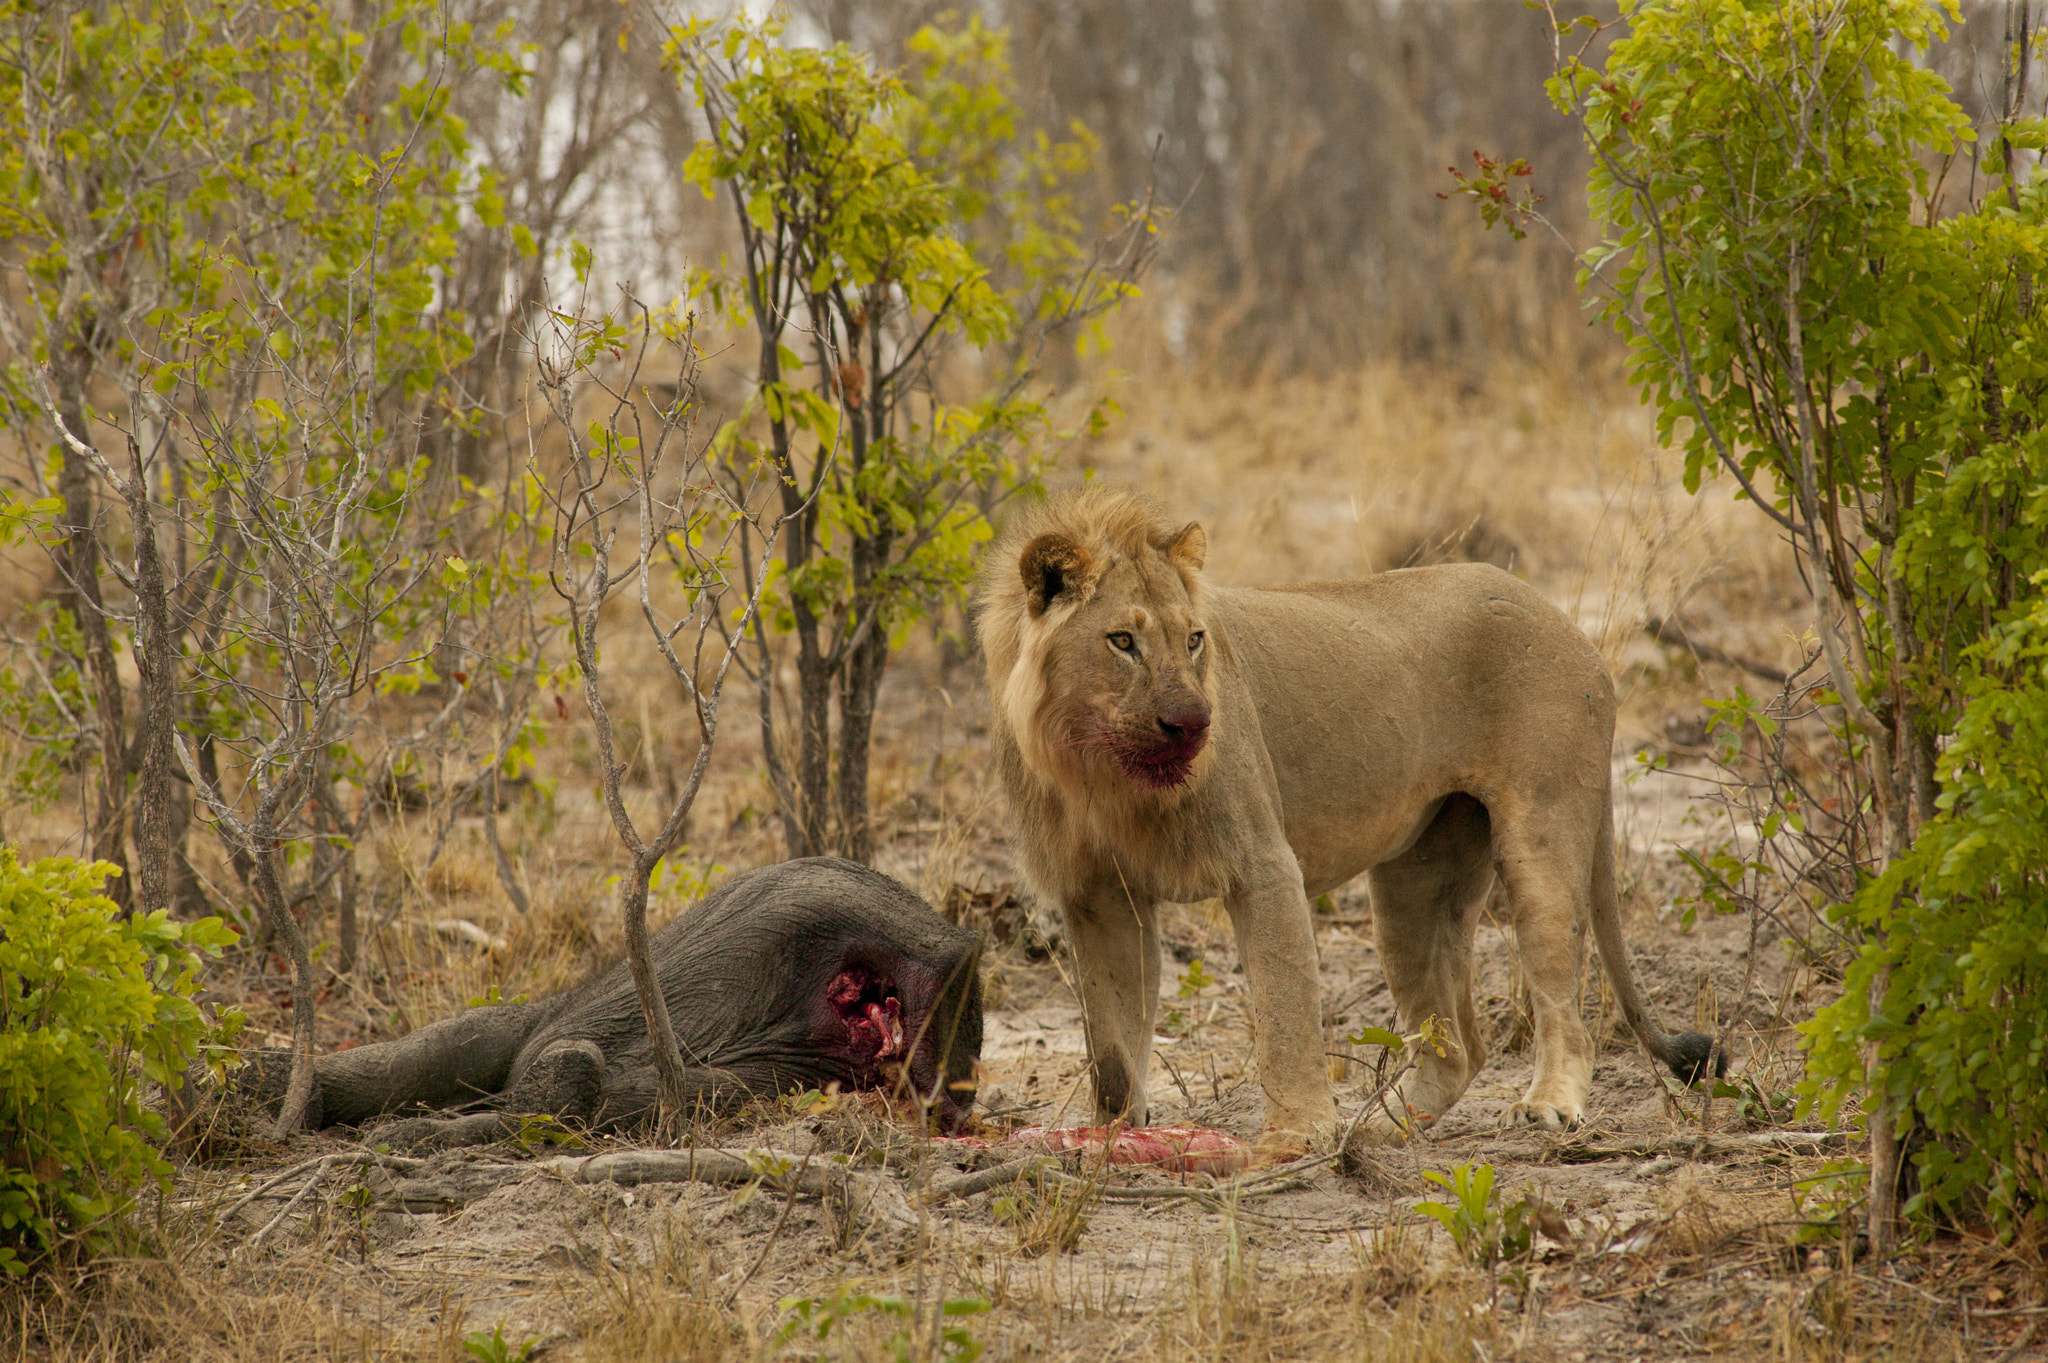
left=16, top=366, right=2046, bottom=1362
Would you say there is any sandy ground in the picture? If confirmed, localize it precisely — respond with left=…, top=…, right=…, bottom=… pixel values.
left=171, top=740, right=1920, bottom=1363
left=176, top=850, right=1939, bottom=1363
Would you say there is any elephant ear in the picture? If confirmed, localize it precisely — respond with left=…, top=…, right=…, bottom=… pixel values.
left=1018, top=532, right=1095, bottom=617
left=1162, top=521, right=1207, bottom=572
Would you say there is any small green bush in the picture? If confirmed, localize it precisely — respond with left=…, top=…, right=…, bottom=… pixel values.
left=0, top=852, right=239, bottom=1274
left=1807, top=588, right=2048, bottom=1236
left=1537, top=0, right=2048, bottom=1242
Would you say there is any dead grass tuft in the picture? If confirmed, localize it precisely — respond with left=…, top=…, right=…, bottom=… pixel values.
left=1160, top=1218, right=1491, bottom=1362
left=0, top=1241, right=430, bottom=1362
left=1348, top=1217, right=1436, bottom=1303
left=992, top=1163, right=1103, bottom=1258
left=570, top=1217, right=749, bottom=1362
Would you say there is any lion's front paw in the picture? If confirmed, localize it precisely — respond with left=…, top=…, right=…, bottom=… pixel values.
left=1507, top=1096, right=1585, bottom=1131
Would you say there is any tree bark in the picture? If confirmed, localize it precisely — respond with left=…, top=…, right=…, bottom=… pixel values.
left=249, top=808, right=318, bottom=1138
left=120, top=431, right=177, bottom=921
left=829, top=339, right=886, bottom=863
left=53, top=373, right=132, bottom=910
left=1786, top=246, right=1902, bottom=1256
left=1865, top=963, right=1899, bottom=1257
left=835, top=602, right=889, bottom=864
left=791, top=602, right=832, bottom=859
left=621, top=850, right=690, bottom=1127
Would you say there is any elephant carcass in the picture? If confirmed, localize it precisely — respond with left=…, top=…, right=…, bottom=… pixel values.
left=248, top=858, right=983, bottom=1147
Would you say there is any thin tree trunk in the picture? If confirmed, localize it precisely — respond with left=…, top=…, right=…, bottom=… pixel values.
left=835, top=601, right=889, bottom=864
left=831, top=353, right=881, bottom=862
left=250, top=815, right=318, bottom=1138
left=162, top=441, right=207, bottom=916
left=481, top=764, right=528, bottom=917
left=621, top=849, right=689, bottom=1121
left=791, top=606, right=832, bottom=858
left=747, top=582, right=800, bottom=850
left=1865, top=964, right=1899, bottom=1255
left=54, top=375, right=132, bottom=909
left=1786, top=245, right=1902, bottom=1255
left=121, top=431, right=177, bottom=920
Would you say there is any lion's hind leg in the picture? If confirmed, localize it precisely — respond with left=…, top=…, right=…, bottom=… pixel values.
left=1493, top=804, right=1600, bottom=1131
left=1361, top=793, right=1494, bottom=1141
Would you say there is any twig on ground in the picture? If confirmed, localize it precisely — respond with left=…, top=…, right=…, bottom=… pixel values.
left=216, top=1149, right=427, bottom=1231
left=1993, top=1319, right=2040, bottom=1363
left=921, top=1156, right=1055, bottom=1204
left=1543, top=1130, right=1849, bottom=1163
left=244, top=1157, right=334, bottom=1249
left=371, top=1147, right=921, bottom=1233
left=1333, top=1050, right=1421, bottom=1158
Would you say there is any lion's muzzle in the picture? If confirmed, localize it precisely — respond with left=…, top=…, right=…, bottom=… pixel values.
left=1113, top=699, right=1211, bottom=789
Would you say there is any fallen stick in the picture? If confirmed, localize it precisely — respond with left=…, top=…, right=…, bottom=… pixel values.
left=1548, top=1130, right=1848, bottom=1163
left=245, top=1158, right=332, bottom=1249
left=920, top=1156, right=1054, bottom=1205
left=218, top=1150, right=426, bottom=1229
left=1644, top=615, right=1790, bottom=685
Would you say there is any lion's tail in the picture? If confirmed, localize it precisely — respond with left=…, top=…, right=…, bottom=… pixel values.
left=1589, top=797, right=1726, bottom=1086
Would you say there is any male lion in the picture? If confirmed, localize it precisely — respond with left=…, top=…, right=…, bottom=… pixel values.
left=975, top=488, right=1717, bottom=1150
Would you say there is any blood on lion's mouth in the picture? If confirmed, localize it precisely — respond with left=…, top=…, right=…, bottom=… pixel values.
left=1113, top=735, right=1207, bottom=789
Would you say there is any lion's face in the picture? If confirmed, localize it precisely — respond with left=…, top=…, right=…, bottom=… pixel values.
left=1002, top=521, right=1216, bottom=794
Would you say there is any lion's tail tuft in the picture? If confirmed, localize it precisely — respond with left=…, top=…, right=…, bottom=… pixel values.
left=1660, top=1030, right=1728, bottom=1086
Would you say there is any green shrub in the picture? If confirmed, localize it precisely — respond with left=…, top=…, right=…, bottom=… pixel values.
left=0, top=852, right=239, bottom=1274
left=1807, top=587, right=2048, bottom=1236
left=1530, top=0, right=2048, bottom=1240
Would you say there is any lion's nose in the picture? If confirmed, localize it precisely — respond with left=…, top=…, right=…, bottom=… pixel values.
left=1157, top=705, right=1210, bottom=742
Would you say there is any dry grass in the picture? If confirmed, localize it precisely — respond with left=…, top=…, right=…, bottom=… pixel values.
left=991, top=1162, right=1103, bottom=1258
left=569, top=1218, right=746, bottom=1362
left=9, top=358, right=2038, bottom=1363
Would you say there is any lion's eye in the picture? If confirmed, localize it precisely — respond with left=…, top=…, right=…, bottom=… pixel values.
left=1187, top=631, right=1204, bottom=654
left=1107, top=632, right=1136, bottom=654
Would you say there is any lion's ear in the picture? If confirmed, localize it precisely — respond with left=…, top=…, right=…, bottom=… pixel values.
left=1164, top=522, right=1207, bottom=571
left=1018, top=533, right=1093, bottom=617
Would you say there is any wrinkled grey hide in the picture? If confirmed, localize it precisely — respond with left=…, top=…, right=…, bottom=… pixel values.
left=248, top=858, right=983, bottom=1148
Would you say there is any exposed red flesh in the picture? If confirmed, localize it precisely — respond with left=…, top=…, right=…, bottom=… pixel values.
left=865, top=998, right=903, bottom=1058
left=827, top=968, right=904, bottom=1064
left=825, top=971, right=863, bottom=1009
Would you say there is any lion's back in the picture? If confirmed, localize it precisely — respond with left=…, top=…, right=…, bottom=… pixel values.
left=1204, top=564, right=1616, bottom=882
left=1214, top=563, right=1608, bottom=704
